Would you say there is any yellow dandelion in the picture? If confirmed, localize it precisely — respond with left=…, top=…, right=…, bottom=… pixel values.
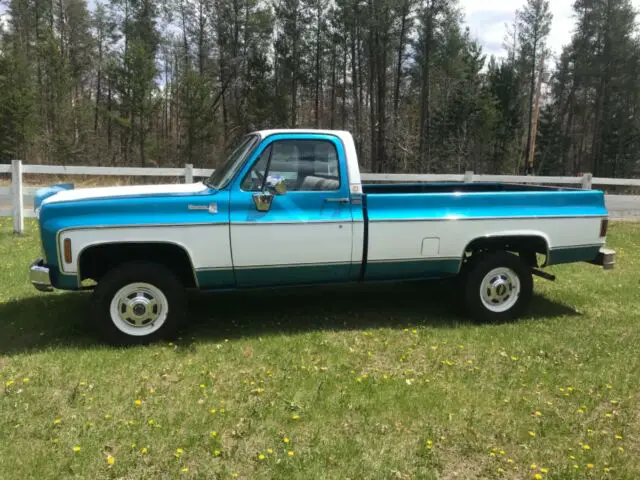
left=53, top=418, right=62, bottom=425
left=220, top=408, right=226, bottom=413
left=541, top=468, right=548, bottom=473
left=573, top=464, right=579, bottom=469
left=497, top=467, right=504, bottom=474
left=73, top=445, right=81, bottom=453
left=267, top=448, right=273, bottom=454
left=213, top=449, right=221, bottom=457
left=231, top=473, right=238, bottom=478
left=5, top=380, right=14, bottom=388
left=134, top=399, right=142, bottom=406
left=106, top=455, right=115, bottom=466
left=507, top=458, right=514, bottom=464
left=291, top=414, right=300, bottom=421
left=534, top=474, right=542, bottom=480
left=175, top=448, right=184, bottom=458
left=576, top=409, right=585, bottom=414
left=287, top=450, right=295, bottom=457
left=604, top=467, right=610, bottom=473
left=587, top=463, right=594, bottom=469
left=582, top=444, right=591, bottom=450
left=528, top=431, right=536, bottom=437
left=199, top=384, right=206, bottom=389
left=533, top=411, right=542, bottom=417
left=283, top=437, right=290, bottom=444
left=605, top=412, right=613, bottom=418
left=499, top=450, right=505, bottom=455
left=258, top=453, right=265, bottom=460
left=569, top=455, right=576, bottom=460
left=22, top=378, right=29, bottom=384
left=547, top=401, right=553, bottom=406
left=148, top=419, right=155, bottom=425
left=210, top=408, right=217, bottom=414
left=104, top=414, right=111, bottom=420
left=531, top=464, right=537, bottom=470
left=210, top=431, right=218, bottom=438
left=180, top=467, right=189, bottom=473
left=615, top=434, right=623, bottom=440
left=618, top=447, right=624, bottom=453
left=489, top=452, right=496, bottom=457
left=140, top=447, right=148, bottom=455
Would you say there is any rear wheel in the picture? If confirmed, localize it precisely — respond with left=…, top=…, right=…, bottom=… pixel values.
left=462, top=251, right=533, bottom=323
left=92, top=262, right=187, bottom=345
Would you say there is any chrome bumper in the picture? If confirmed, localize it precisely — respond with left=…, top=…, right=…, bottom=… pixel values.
left=30, top=259, right=54, bottom=292
left=589, top=247, right=616, bottom=270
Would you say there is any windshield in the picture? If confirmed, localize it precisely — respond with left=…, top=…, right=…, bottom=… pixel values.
left=204, top=134, right=259, bottom=189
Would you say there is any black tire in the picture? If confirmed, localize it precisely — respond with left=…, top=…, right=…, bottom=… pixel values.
left=91, top=262, right=187, bottom=345
left=462, top=251, right=533, bottom=323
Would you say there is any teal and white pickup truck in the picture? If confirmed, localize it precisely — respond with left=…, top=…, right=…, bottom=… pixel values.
left=30, top=129, right=615, bottom=344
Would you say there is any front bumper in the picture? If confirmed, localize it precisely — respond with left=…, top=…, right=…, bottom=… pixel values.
left=30, top=259, right=54, bottom=292
left=588, top=247, right=616, bottom=270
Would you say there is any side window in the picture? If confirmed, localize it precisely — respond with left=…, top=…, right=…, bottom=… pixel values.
left=269, top=140, right=340, bottom=192
left=241, top=146, right=272, bottom=191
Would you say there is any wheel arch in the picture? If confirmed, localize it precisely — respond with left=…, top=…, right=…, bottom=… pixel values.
left=78, top=241, right=199, bottom=288
left=462, top=231, right=551, bottom=270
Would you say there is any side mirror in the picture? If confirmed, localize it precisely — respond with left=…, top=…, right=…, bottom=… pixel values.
left=253, top=192, right=273, bottom=212
left=265, top=176, right=287, bottom=195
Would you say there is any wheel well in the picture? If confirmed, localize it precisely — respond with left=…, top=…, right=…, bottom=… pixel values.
left=464, top=235, right=549, bottom=267
left=79, top=242, right=197, bottom=288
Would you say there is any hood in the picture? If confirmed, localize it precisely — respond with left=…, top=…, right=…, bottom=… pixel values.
left=40, top=182, right=209, bottom=207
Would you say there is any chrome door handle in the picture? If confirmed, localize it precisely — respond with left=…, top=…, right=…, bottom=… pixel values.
left=324, top=198, right=350, bottom=204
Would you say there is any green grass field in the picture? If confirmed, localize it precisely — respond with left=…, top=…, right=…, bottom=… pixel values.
left=1, top=219, right=639, bottom=480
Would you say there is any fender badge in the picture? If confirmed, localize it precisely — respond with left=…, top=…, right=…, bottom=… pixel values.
left=209, top=203, right=218, bottom=214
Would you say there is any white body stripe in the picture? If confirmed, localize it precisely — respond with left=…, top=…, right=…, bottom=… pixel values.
left=366, top=217, right=604, bottom=262
left=60, top=225, right=231, bottom=274
left=43, top=182, right=208, bottom=205
left=230, top=223, right=353, bottom=268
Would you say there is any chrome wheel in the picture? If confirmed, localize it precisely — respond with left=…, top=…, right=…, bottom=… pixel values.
left=109, top=282, right=169, bottom=337
left=479, top=267, right=521, bottom=313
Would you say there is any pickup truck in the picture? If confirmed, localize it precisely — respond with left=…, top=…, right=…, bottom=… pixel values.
left=30, top=129, right=616, bottom=345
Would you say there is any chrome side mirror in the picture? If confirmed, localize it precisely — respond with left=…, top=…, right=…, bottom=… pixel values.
left=253, top=192, right=273, bottom=212
left=265, top=176, right=287, bottom=195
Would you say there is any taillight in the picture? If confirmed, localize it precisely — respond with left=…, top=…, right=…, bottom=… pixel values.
left=63, top=238, right=73, bottom=264
left=600, top=218, right=609, bottom=238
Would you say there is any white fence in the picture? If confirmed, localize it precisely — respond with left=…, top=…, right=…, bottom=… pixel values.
left=2, top=160, right=640, bottom=234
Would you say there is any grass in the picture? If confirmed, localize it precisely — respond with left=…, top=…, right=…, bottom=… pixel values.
left=1, top=219, right=639, bottom=480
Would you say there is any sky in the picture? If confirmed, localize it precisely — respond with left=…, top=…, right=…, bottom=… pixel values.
left=462, top=0, right=640, bottom=60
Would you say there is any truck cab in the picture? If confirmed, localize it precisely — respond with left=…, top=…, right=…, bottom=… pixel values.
left=30, top=129, right=615, bottom=345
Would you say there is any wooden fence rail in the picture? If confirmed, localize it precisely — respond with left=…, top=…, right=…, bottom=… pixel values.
left=2, top=160, right=639, bottom=233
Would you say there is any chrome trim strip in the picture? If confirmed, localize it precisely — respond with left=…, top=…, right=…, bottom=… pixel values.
left=550, top=243, right=604, bottom=251
left=368, top=214, right=607, bottom=223
left=231, top=220, right=352, bottom=225
left=367, top=257, right=461, bottom=264
left=233, top=261, right=353, bottom=270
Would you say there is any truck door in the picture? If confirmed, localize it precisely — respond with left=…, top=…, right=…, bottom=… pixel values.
left=229, top=134, right=356, bottom=286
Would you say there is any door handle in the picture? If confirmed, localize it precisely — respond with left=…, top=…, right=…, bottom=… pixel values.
left=324, top=198, right=350, bottom=204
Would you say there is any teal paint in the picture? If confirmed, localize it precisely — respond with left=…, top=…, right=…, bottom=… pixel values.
left=196, top=269, right=236, bottom=289
left=234, top=263, right=352, bottom=287
left=547, top=246, right=601, bottom=266
left=364, top=258, right=461, bottom=281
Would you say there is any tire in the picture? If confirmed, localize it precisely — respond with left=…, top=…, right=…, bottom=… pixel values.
left=91, top=262, right=187, bottom=345
left=462, top=251, right=533, bottom=323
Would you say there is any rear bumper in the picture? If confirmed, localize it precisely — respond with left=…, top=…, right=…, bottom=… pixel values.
left=30, top=258, right=54, bottom=292
left=588, top=247, right=616, bottom=270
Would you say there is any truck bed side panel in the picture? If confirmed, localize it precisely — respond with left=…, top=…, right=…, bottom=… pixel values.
left=363, top=190, right=608, bottom=280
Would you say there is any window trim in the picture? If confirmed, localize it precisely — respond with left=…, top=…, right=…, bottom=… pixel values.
left=240, top=138, right=342, bottom=193
left=240, top=144, right=274, bottom=192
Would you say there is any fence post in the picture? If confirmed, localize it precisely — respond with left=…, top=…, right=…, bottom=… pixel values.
left=11, top=160, right=24, bottom=234
left=464, top=170, right=474, bottom=183
left=581, top=173, right=593, bottom=190
left=184, top=164, right=194, bottom=184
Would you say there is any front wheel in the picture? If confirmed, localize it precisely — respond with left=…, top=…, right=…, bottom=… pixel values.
left=462, top=251, right=533, bottom=323
left=91, top=262, right=187, bottom=345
